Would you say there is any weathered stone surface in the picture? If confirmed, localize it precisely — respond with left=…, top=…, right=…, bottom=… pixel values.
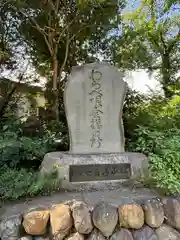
left=19, top=237, right=32, bottom=240
left=39, top=63, right=148, bottom=192
left=162, top=198, right=180, bottom=229
left=155, top=224, right=180, bottom=240
left=71, top=201, right=93, bottom=234
left=118, top=203, right=144, bottom=229
left=50, top=204, right=72, bottom=239
left=66, top=232, right=84, bottom=240
left=23, top=210, right=49, bottom=235
left=87, top=229, right=106, bottom=240
left=133, top=226, right=158, bottom=240
left=0, top=214, right=22, bottom=240
left=92, top=202, right=118, bottom=237
left=40, top=152, right=148, bottom=191
left=143, top=201, right=164, bottom=228
left=64, top=62, right=127, bottom=153
left=110, top=229, right=134, bottom=240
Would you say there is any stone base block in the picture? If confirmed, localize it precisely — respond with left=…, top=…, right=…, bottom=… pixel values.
left=40, top=152, right=148, bottom=191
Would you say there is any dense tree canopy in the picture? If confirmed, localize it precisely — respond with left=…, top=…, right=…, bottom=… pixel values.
left=164, top=0, right=180, bottom=11
left=0, top=0, right=179, bottom=105
left=112, top=0, right=180, bottom=97
left=7, top=0, right=124, bottom=118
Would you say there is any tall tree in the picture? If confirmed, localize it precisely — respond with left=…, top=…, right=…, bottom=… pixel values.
left=0, top=0, right=18, bottom=72
left=13, top=0, right=125, bottom=120
left=0, top=0, right=34, bottom=120
left=113, top=0, right=180, bottom=98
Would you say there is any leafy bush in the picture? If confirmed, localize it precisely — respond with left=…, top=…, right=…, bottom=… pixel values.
left=0, top=167, right=61, bottom=200
left=0, top=117, right=68, bottom=170
left=0, top=131, right=55, bottom=169
left=45, top=120, right=69, bottom=151
left=125, top=95, right=180, bottom=195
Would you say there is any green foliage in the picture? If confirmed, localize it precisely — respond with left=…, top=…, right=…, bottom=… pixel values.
left=112, top=0, right=180, bottom=97
left=0, top=115, right=64, bottom=200
left=16, top=0, right=124, bottom=76
left=130, top=127, right=180, bottom=195
left=150, top=129, right=180, bottom=194
left=0, top=117, right=66, bottom=170
left=45, top=120, right=69, bottom=151
left=0, top=0, right=22, bottom=71
left=123, top=88, right=148, bottom=144
left=0, top=167, right=61, bottom=200
left=0, top=134, right=49, bottom=169
left=164, top=0, right=180, bottom=11
left=77, top=0, right=106, bottom=6
left=126, top=95, right=180, bottom=195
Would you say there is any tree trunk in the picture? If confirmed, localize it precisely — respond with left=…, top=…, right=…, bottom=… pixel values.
left=161, top=52, right=173, bottom=98
left=0, top=85, right=17, bottom=120
left=52, top=52, right=59, bottom=121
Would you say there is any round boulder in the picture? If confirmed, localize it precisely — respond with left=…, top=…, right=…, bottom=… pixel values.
left=0, top=214, right=22, bottom=240
left=66, top=232, right=84, bottom=240
left=19, top=237, right=32, bottom=240
left=118, top=203, right=144, bottom=229
left=155, top=224, right=180, bottom=240
left=87, top=229, right=106, bottom=240
left=23, top=210, right=49, bottom=236
left=143, top=201, right=164, bottom=228
left=133, top=225, right=158, bottom=240
left=71, top=201, right=93, bottom=234
left=50, top=204, right=72, bottom=240
left=92, top=202, right=118, bottom=237
left=34, top=237, right=50, bottom=240
left=162, top=198, right=180, bottom=229
left=110, top=229, right=134, bottom=240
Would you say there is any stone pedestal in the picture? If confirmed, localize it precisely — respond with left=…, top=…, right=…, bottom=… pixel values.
left=40, top=152, right=148, bottom=191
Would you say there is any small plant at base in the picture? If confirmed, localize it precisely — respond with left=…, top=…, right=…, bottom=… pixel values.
left=0, top=167, right=61, bottom=200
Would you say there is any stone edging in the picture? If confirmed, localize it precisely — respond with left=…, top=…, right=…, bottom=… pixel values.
left=0, top=197, right=180, bottom=239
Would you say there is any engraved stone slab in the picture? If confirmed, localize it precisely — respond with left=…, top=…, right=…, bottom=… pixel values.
left=64, top=62, right=127, bottom=154
left=40, top=152, right=148, bottom=191
left=69, top=163, right=131, bottom=182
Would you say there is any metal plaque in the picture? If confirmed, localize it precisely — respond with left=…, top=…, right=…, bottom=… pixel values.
left=69, top=163, right=131, bottom=182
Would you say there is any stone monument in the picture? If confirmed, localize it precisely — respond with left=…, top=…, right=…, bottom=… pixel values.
left=64, top=63, right=126, bottom=153
left=40, top=62, right=148, bottom=190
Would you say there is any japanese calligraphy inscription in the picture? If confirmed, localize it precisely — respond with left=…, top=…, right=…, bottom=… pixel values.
left=89, top=69, right=103, bottom=148
left=64, top=62, right=127, bottom=154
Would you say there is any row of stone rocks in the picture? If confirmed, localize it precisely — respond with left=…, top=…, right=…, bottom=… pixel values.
left=1, top=197, right=180, bottom=239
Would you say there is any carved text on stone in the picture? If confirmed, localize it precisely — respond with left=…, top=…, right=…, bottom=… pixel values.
left=69, top=163, right=131, bottom=182
left=89, top=69, right=103, bottom=148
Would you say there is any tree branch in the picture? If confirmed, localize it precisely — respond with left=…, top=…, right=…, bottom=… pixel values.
left=46, top=0, right=56, bottom=13
left=168, top=30, right=180, bottom=52
left=17, top=8, right=53, bottom=56
left=31, top=19, right=53, bottom=56
left=55, top=9, right=79, bottom=45
left=160, top=31, right=168, bottom=52
left=69, top=23, right=100, bottom=41
left=47, top=12, right=53, bottom=51
left=59, top=33, right=70, bottom=78
left=55, top=0, right=60, bottom=14
left=148, top=33, right=163, bottom=54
